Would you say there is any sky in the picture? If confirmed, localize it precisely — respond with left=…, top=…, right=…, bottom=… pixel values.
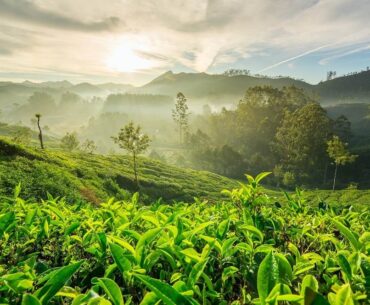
left=0, top=0, right=369, bottom=85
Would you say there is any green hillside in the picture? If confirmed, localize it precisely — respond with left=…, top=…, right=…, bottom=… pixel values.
left=0, top=137, right=237, bottom=203
left=137, top=71, right=313, bottom=102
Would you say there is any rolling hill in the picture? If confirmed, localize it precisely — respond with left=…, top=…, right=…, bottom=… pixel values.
left=1, top=135, right=370, bottom=208
left=0, top=137, right=237, bottom=203
left=136, top=70, right=370, bottom=105
left=136, top=70, right=313, bottom=103
left=1, top=70, right=370, bottom=108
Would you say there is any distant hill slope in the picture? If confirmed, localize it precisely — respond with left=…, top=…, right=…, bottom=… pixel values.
left=136, top=70, right=370, bottom=105
left=0, top=80, right=134, bottom=106
left=316, top=70, right=370, bottom=103
left=0, top=137, right=237, bottom=203
left=1, top=70, right=370, bottom=106
left=136, top=71, right=313, bottom=103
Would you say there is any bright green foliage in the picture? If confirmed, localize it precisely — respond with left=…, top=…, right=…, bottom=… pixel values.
left=327, top=136, right=358, bottom=190
left=112, top=122, right=151, bottom=187
left=0, top=175, right=368, bottom=304
left=0, top=137, right=237, bottom=203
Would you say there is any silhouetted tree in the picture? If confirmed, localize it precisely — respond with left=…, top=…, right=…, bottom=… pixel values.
left=35, top=114, right=44, bottom=149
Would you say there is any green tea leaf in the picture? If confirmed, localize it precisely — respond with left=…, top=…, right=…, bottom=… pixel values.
left=34, top=261, right=83, bottom=305
left=332, top=219, right=362, bottom=251
left=109, top=243, right=132, bottom=274
left=92, top=277, right=124, bottom=305
left=134, top=274, right=195, bottom=305
left=22, top=294, right=41, bottom=305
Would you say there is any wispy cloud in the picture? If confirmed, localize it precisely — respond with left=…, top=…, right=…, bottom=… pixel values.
left=258, top=44, right=331, bottom=73
left=319, top=44, right=370, bottom=65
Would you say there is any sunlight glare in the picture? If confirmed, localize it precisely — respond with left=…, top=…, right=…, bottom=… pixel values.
left=106, top=43, right=156, bottom=73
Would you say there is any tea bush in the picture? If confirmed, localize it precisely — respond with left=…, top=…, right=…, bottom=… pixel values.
left=0, top=174, right=368, bottom=304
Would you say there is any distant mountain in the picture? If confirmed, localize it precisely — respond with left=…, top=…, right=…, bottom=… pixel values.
left=0, top=80, right=134, bottom=106
left=21, top=80, right=73, bottom=89
left=97, top=82, right=135, bottom=92
left=1, top=70, right=370, bottom=107
left=70, top=82, right=105, bottom=95
left=316, top=70, right=370, bottom=103
left=136, top=71, right=313, bottom=103
left=137, top=70, right=370, bottom=105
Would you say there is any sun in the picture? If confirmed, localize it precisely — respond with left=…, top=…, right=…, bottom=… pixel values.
left=106, top=44, right=156, bottom=73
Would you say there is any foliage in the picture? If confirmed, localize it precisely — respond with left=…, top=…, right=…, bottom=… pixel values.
left=327, top=136, right=358, bottom=190
left=172, top=92, right=189, bottom=144
left=60, top=132, right=80, bottom=151
left=190, top=86, right=336, bottom=183
left=327, top=136, right=357, bottom=166
left=0, top=137, right=235, bottom=203
left=81, top=139, right=97, bottom=154
left=112, top=122, right=151, bottom=187
left=275, top=102, right=331, bottom=183
left=11, top=127, right=32, bottom=145
left=0, top=175, right=368, bottom=304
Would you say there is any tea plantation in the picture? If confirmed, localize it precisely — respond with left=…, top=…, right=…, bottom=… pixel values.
left=0, top=172, right=369, bottom=304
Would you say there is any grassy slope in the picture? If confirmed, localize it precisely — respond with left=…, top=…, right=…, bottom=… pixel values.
left=0, top=137, right=237, bottom=203
left=1, top=136, right=369, bottom=208
left=265, top=188, right=370, bottom=209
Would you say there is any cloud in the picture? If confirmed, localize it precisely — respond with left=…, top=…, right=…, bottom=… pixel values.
left=319, top=44, right=370, bottom=65
left=0, top=0, right=121, bottom=32
left=0, top=0, right=370, bottom=84
left=258, top=44, right=332, bottom=73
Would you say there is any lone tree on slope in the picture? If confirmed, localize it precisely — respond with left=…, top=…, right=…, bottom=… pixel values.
left=112, top=122, right=150, bottom=187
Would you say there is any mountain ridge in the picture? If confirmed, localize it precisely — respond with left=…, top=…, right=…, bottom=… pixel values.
left=1, top=70, right=370, bottom=105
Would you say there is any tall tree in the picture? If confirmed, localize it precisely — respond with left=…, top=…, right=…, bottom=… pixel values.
left=275, top=103, right=331, bottom=184
left=172, top=92, right=189, bottom=144
left=35, top=113, right=44, bottom=149
left=327, top=136, right=357, bottom=190
left=112, top=122, right=150, bottom=187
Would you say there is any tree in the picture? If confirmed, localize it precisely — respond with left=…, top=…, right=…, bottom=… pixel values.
left=274, top=103, right=331, bottom=184
left=326, top=71, right=337, bottom=81
left=333, top=115, right=352, bottom=142
left=81, top=139, right=97, bottom=154
left=61, top=132, right=80, bottom=151
left=172, top=92, right=189, bottom=144
left=12, top=127, right=32, bottom=145
left=327, top=136, right=357, bottom=191
left=35, top=113, right=44, bottom=149
left=112, top=122, right=150, bottom=187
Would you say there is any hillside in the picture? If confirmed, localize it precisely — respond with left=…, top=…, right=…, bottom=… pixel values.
left=2, top=70, right=370, bottom=109
left=137, top=70, right=370, bottom=105
left=0, top=137, right=237, bottom=203
left=136, top=71, right=313, bottom=103
left=316, top=70, right=370, bottom=103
